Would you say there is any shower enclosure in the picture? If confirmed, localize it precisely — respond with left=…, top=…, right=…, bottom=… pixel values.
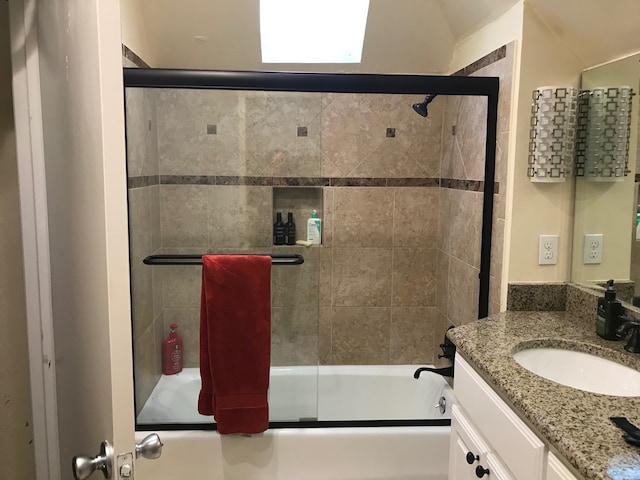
left=124, top=69, right=498, bottom=429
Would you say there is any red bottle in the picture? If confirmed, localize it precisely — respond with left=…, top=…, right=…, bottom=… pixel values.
left=162, top=323, right=183, bottom=375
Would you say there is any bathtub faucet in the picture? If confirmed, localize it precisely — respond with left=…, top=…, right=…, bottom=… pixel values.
left=413, top=365, right=454, bottom=379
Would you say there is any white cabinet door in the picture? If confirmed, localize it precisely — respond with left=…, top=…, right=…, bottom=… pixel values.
left=547, top=452, right=579, bottom=480
left=450, top=405, right=491, bottom=480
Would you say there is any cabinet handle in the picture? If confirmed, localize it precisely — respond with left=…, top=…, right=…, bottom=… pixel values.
left=475, top=465, right=490, bottom=478
left=466, top=452, right=479, bottom=464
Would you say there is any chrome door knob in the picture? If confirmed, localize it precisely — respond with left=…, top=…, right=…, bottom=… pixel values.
left=135, top=433, right=163, bottom=460
left=72, top=440, right=113, bottom=480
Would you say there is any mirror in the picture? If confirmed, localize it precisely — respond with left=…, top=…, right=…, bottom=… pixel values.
left=571, top=52, right=640, bottom=303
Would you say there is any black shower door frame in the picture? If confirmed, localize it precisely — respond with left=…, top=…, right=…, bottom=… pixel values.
left=123, top=68, right=499, bottom=325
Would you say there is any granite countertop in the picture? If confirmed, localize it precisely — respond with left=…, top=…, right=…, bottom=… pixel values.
left=447, top=310, right=640, bottom=480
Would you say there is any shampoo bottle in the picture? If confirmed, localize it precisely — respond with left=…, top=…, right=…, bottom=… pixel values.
left=596, top=279, right=622, bottom=340
left=285, top=212, right=296, bottom=245
left=306, top=210, right=321, bottom=245
left=162, top=323, right=183, bottom=375
left=273, top=212, right=285, bottom=245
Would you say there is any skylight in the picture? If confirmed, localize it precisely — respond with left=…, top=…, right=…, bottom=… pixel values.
left=260, top=0, right=370, bottom=63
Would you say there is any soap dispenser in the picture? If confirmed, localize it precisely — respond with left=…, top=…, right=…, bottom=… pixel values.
left=596, top=279, right=622, bottom=340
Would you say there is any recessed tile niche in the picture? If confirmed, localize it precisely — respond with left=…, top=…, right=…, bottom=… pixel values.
left=272, top=187, right=323, bottom=246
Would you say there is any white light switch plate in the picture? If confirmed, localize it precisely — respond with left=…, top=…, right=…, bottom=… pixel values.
left=584, top=234, right=603, bottom=264
left=539, top=235, right=558, bottom=265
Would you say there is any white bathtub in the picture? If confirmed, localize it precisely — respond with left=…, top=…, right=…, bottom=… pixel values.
left=135, top=365, right=453, bottom=480
left=137, top=365, right=454, bottom=424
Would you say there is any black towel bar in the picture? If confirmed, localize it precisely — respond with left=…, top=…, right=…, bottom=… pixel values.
left=143, top=254, right=304, bottom=266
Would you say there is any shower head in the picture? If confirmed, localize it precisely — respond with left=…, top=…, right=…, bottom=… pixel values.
left=412, top=94, right=438, bottom=117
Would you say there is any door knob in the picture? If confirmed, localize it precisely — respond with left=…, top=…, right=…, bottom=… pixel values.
left=72, top=440, right=113, bottom=480
left=135, top=433, right=163, bottom=460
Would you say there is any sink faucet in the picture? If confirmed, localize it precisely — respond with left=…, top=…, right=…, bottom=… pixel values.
left=616, top=317, right=640, bottom=353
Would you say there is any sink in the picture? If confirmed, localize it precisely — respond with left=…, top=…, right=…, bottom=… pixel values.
left=512, top=347, right=640, bottom=397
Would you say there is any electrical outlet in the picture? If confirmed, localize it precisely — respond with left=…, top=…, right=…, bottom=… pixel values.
left=583, top=234, right=603, bottom=264
left=539, top=235, right=558, bottom=265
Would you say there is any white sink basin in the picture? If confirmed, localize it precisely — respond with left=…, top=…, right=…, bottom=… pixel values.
left=512, top=347, right=640, bottom=397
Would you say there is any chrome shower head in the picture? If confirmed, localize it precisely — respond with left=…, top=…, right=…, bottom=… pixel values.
left=412, top=94, right=438, bottom=117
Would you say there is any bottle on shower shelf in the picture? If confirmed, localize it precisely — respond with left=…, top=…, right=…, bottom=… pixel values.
left=273, top=211, right=285, bottom=245
left=285, top=212, right=296, bottom=245
left=162, top=323, right=183, bottom=375
left=306, top=210, right=321, bottom=245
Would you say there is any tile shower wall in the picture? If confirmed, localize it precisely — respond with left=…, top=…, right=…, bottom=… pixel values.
left=436, top=43, right=514, bottom=329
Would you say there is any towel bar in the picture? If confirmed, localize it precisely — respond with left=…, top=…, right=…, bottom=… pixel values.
left=143, top=254, right=304, bottom=265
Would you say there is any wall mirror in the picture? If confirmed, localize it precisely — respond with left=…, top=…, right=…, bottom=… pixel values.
left=571, top=52, right=640, bottom=303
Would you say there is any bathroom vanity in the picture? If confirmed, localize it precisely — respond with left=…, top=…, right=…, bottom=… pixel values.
left=447, top=294, right=640, bottom=480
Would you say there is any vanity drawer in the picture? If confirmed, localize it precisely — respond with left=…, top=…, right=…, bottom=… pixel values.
left=455, top=355, right=546, bottom=480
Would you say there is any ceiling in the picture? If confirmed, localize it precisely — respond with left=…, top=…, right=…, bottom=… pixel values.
left=133, top=0, right=520, bottom=73
left=130, top=0, right=640, bottom=74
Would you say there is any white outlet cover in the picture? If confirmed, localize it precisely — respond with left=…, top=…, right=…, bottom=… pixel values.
left=584, top=234, right=603, bottom=264
left=539, top=234, right=558, bottom=265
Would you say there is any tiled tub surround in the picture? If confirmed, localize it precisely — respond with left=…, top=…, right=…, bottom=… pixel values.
left=125, top=44, right=513, bottom=412
left=448, top=284, right=640, bottom=480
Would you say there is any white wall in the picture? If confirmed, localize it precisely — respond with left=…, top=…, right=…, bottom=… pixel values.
left=448, top=3, right=523, bottom=74
left=0, top=3, right=36, bottom=479
left=120, top=0, right=157, bottom=65
left=505, top=3, right=583, bottom=283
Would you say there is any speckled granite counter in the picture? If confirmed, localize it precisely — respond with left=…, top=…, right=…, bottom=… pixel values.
left=448, top=309, right=640, bottom=480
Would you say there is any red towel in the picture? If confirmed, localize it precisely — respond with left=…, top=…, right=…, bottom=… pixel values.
left=198, top=255, right=272, bottom=434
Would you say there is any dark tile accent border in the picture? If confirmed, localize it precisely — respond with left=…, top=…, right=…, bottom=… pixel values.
left=386, top=178, right=440, bottom=187
left=161, top=175, right=214, bottom=185
left=506, top=282, right=567, bottom=311
left=122, top=44, right=150, bottom=69
left=128, top=175, right=159, bottom=189
left=128, top=175, right=493, bottom=192
left=452, top=45, right=507, bottom=77
left=441, top=178, right=500, bottom=194
left=330, top=177, right=387, bottom=187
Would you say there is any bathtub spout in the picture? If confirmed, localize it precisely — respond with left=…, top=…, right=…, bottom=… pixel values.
left=413, top=366, right=454, bottom=379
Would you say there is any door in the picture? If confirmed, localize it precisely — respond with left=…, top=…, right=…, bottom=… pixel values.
left=9, top=0, right=141, bottom=478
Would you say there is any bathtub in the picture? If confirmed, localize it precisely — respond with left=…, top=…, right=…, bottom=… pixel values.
left=137, top=365, right=454, bottom=424
left=135, top=365, right=452, bottom=480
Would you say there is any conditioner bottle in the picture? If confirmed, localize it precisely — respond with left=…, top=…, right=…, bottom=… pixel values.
left=306, top=210, right=321, bottom=245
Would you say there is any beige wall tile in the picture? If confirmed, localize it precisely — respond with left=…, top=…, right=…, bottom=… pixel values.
left=321, top=94, right=386, bottom=176
left=455, top=96, right=488, bottom=181
left=333, top=187, right=394, bottom=247
left=449, top=190, right=482, bottom=268
left=318, top=306, right=332, bottom=364
left=271, top=246, right=319, bottom=308
left=332, top=248, right=392, bottom=307
left=319, top=247, right=333, bottom=307
left=436, top=250, right=449, bottom=316
left=150, top=185, right=161, bottom=252
left=128, top=186, right=152, bottom=266
left=161, top=265, right=202, bottom=309
left=321, top=188, right=334, bottom=247
left=131, top=263, right=154, bottom=342
left=393, top=188, right=439, bottom=247
left=349, top=138, right=428, bottom=178
left=160, top=185, right=208, bottom=248
left=447, top=257, right=480, bottom=326
left=433, top=310, right=454, bottom=368
left=330, top=307, right=390, bottom=364
left=437, top=187, right=452, bottom=252
left=157, top=89, right=246, bottom=176
left=392, top=248, right=437, bottom=307
left=208, top=186, right=272, bottom=248
left=271, top=307, right=319, bottom=366
left=125, top=88, right=159, bottom=178
left=134, top=318, right=162, bottom=414
left=390, top=307, right=437, bottom=364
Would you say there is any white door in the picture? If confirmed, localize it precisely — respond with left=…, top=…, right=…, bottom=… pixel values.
left=9, top=0, right=148, bottom=478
